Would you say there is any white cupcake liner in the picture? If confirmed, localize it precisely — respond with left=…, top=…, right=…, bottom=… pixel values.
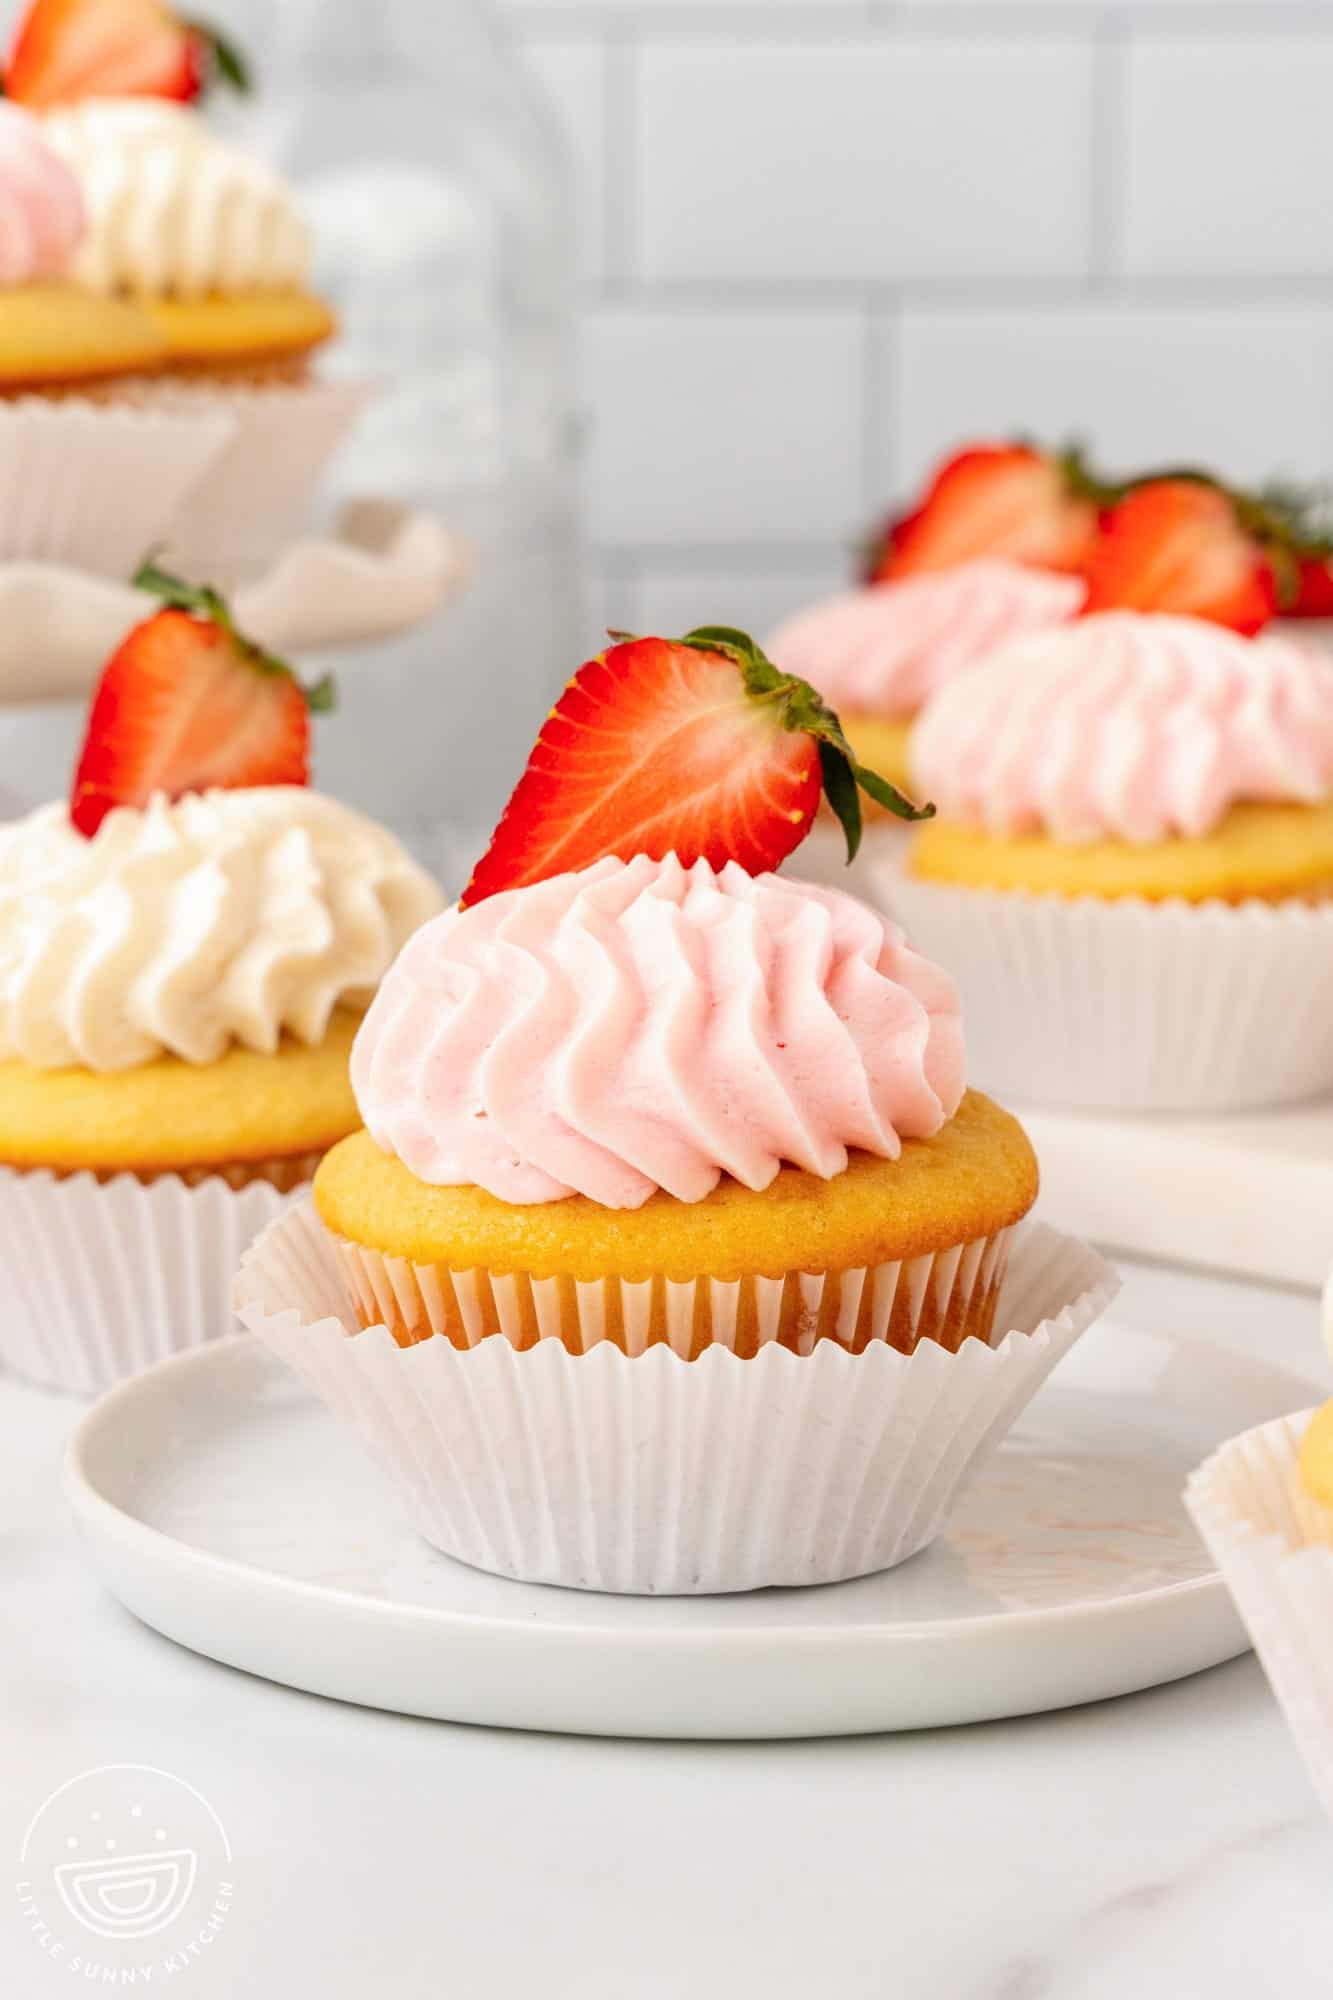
left=142, top=377, right=372, bottom=583
left=235, top=1205, right=1117, bottom=1595
left=0, top=396, right=235, bottom=578
left=1186, top=1413, right=1333, bottom=1820
left=878, top=860, right=1333, bottom=1113
left=0, top=1160, right=313, bottom=1398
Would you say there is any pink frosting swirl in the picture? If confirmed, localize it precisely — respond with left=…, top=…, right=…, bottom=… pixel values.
left=911, top=611, right=1333, bottom=843
left=0, top=104, right=84, bottom=285
left=768, top=559, right=1085, bottom=718
left=352, top=853, right=965, bottom=1209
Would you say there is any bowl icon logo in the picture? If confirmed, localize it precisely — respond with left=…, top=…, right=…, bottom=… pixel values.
left=55, top=1845, right=198, bottom=1941
left=17, top=1764, right=233, bottom=1974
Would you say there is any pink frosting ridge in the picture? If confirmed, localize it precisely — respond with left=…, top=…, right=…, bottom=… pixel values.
left=911, top=610, right=1333, bottom=843
left=0, top=104, right=84, bottom=285
left=767, top=559, right=1085, bottom=718
left=352, top=853, right=965, bottom=1209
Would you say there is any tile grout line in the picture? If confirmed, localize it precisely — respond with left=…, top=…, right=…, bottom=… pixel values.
left=1087, top=10, right=1128, bottom=293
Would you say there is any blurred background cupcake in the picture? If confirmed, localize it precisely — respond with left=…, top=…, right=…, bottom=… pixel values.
left=0, top=96, right=240, bottom=576
left=0, top=0, right=368, bottom=581
left=768, top=557, right=1084, bottom=799
left=884, top=610, right=1333, bottom=1112
left=0, top=564, right=442, bottom=1395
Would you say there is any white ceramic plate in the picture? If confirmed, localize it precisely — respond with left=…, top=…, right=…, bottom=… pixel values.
left=65, top=1322, right=1312, bottom=1740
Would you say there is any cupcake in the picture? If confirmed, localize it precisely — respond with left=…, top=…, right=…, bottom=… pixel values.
left=881, top=611, right=1333, bottom=1111
left=768, top=559, right=1084, bottom=794
left=39, top=98, right=333, bottom=381
left=1185, top=1274, right=1333, bottom=1819
left=34, top=94, right=358, bottom=577
left=237, top=626, right=1116, bottom=1594
left=0, top=565, right=442, bottom=1394
left=0, top=100, right=239, bottom=575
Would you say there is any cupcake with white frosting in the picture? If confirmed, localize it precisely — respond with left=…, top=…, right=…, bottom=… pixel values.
left=0, top=568, right=441, bottom=1394
left=34, top=98, right=359, bottom=577
left=0, top=100, right=242, bottom=575
left=881, top=611, right=1333, bottom=1110
left=40, top=97, right=331, bottom=378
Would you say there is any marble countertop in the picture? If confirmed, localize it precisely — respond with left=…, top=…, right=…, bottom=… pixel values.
left=3, top=1252, right=1331, bottom=1999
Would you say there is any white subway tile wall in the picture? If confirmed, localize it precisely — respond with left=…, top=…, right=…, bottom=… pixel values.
left=510, top=0, right=1333, bottom=645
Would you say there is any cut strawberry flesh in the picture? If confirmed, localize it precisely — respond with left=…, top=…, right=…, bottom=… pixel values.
left=6, top=0, right=199, bottom=106
left=884, top=447, right=1097, bottom=579
left=1083, top=481, right=1276, bottom=634
left=462, top=638, right=826, bottom=906
left=70, top=610, right=309, bottom=838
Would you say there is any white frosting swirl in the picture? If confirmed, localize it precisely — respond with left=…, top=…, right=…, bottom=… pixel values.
left=40, top=99, right=310, bottom=299
left=0, top=790, right=443, bottom=1072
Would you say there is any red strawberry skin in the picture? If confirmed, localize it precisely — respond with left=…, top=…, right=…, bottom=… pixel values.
left=6, top=0, right=203, bottom=107
left=1291, top=554, right=1333, bottom=618
left=1082, top=479, right=1277, bottom=635
left=70, top=609, right=310, bottom=838
left=461, top=638, right=824, bottom=907
left=873, top=444, right=1098, bottom=581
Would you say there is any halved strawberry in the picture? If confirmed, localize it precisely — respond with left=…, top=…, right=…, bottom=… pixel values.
left=870, top=443, right=1102, bottom=582
left=69, top=561, right=333, bottom=839
left=5, top=0, right=249, bottom=108
left=460, top=627, right=930, bottom=907
left=1292, top=554, right=1333, bottom=618
left=1082, top=478, right=1278, bottom=634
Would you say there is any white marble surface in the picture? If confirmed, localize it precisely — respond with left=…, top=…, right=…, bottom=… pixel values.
left=3, top=1253, right=1331, bottom=1999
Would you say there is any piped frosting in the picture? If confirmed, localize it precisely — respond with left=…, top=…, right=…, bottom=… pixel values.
left=352, top=852, right=965, bottom=1209
left=768, top=560, right=1085, bottom=719
left=910, top=611, right=1333, bottom=843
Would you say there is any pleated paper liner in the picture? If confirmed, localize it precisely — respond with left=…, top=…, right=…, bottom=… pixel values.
left=335, top=1225, right=1013, bottom=1359
left=236, top=1204, right=1118, bottom=1594
left=1186, top=1414, right=1333, bottom=1820
left=878, top=859, right=1333, bottom=1113
left=0, top=394, right=235, bottom=576
left=0, top=1155, right=316, bottom=1397
left=137, top=376, right=372, bottom=583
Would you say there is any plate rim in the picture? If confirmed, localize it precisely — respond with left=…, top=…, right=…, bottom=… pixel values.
left=62, top=1324, right=1316, bottom=1649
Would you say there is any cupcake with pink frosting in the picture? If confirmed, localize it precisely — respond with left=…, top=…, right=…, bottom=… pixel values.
left=883, top=611, right=1333, bottom=1110
left=767, top=559, right=1085, bottom=796
left=236, top=625, right=1116, bottom=1594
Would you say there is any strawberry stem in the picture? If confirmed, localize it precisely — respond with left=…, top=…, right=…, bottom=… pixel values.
left=181, top=15, right=252, bottom=96
left=674, top=625, right=934, bottom=863
left=132, top=556, right=337, bottom=714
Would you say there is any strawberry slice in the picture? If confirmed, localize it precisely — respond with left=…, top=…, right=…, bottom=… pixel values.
left=5, top=0, right=250, bottom=108
left=870, top=443, right=1102, bottom=582
left=1082, top=478, right=1278, bottom=634
left=460, top=628, right=930, bottom=907
left=69, top=561, right=333, bottom=839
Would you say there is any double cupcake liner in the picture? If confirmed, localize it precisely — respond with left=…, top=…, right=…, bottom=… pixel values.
left=236, top=1205, right=1117, bottom=1595
left=0, top=395, right=235, bottom=578
left=1186, top=1413, right=1333, bottom=1820
left=880, top=861, right=1333, bottom=1113
left=145, top=376, right=372, bottom=583
left=0, top=1160, right=313, bottom=1397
